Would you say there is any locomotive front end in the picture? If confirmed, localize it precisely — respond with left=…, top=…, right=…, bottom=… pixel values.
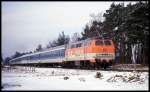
left=93, top=39, right=115, bottom=68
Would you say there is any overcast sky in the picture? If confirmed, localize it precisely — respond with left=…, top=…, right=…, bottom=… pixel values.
left=2, top=1, right=137, bottom=59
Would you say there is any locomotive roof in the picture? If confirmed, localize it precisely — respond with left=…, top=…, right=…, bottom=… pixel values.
left=69, top=37, right=112, bottom=44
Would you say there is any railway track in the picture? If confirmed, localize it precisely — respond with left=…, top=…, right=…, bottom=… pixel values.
left=5, top=64, right=149, bottom=72
left=58, top=66, right=149, bottom=72
left=101, top=68, right=149, bottom=72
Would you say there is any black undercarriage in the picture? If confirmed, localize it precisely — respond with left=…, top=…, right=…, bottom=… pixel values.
left=10, top=60, right=114, bottom=70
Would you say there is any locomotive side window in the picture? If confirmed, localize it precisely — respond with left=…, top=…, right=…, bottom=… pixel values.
left=84, top=41, right=91, bottom=47
left=87, top=41, right=91, bottom=46
left=104, top=40, right=112, bottom=45
left=96, top=40, right=104, bottom=46
left=71, top=44, right=75, bottom=48
left=84, top=41, right=88, bottom=47
left=76, top=43, right=82, bottom=48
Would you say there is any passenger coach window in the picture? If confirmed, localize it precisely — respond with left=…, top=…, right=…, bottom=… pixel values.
left=96, top=40, right=103, bottom=46
left=104, top=40, right=112, bottom=45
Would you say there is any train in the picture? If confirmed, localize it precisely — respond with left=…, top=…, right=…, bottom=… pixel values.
left=9, top=37, right=115, bottom=69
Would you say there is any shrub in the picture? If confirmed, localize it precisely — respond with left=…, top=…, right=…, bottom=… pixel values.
left=79, top=77, right=86, bottom=82
left=95, top=72, right=103, bottom=78
left=64, top=76, right=69, bottom=80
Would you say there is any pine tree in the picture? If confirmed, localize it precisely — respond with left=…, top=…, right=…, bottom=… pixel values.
left=124, top=2, right=149, bottom=64
left=71, top=32, right=81, bottom=42
left=36, top=44, right=42, bottom=51
left=57, top=31, right=70, bottom=46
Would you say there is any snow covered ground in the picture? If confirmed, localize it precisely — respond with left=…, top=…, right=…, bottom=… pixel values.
left=2, top=66, right=149, bottom=91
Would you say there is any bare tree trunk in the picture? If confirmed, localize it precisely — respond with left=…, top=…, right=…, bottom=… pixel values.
left=120, top=32, right=125, bottom=64
left=131, top=44, right=139, bottom=70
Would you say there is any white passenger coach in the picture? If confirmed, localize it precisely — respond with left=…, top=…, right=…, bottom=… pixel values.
left=9, top=45, right=66, bottom=65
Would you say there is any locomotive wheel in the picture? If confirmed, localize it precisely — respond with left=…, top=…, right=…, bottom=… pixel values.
left=103, top=63, right=108, bottom=69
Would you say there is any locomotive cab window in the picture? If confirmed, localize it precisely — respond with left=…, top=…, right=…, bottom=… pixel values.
left=95, top=40, right=104, bottom=46
left=104, top=40, right=112, bottom=45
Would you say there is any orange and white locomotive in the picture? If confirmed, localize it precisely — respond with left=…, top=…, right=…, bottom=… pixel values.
left=64, top=37, right=115, bottom=69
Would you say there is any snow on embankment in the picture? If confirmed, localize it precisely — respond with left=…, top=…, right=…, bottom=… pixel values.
left=2, top=66, right=149, bottom=90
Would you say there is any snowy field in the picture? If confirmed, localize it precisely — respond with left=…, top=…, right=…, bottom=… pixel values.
left=2, top=66, right=149, bottom=91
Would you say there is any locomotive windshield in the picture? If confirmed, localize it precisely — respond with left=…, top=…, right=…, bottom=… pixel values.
left=95, top=40, right=103, bottom=46
left=104, top=40, right=112, bottom=45
left=96, top=40, right=112, bottom=46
